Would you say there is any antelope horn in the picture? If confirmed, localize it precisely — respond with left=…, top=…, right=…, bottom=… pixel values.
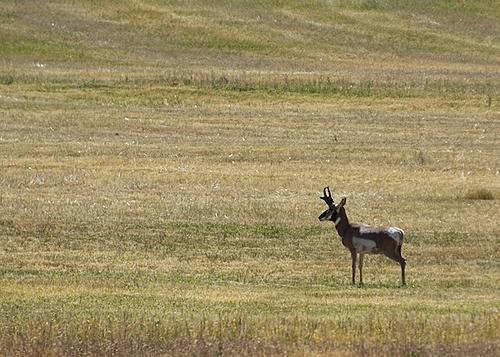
left=320, top=186, right=334, bottom=207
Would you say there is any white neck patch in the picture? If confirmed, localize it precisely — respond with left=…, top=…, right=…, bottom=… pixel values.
left=334, top=217, right=342, bottom=226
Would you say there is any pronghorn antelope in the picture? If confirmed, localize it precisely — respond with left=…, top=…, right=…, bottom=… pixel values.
left=318, top=187, right=406, bottom=286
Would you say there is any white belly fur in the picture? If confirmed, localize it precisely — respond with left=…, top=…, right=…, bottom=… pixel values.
left=353, top=237, right=377, bottom=254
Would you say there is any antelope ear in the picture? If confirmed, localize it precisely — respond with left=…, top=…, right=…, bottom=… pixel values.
left=338, top=197, right=347, bottom=208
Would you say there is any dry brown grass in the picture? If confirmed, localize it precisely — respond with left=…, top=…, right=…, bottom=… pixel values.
left=1, top=0, right=499, bottom=355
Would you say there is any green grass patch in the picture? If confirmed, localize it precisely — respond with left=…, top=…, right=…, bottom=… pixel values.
left=0, top=37, right=87, bottom=61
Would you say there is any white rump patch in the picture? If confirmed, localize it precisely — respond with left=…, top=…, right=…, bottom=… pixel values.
left=353, top=237, right=377, bottom=254
left=386, top=227, right=404, bottom=245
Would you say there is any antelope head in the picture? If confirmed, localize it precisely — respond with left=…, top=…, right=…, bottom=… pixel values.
left=318, top=187, right=346, bottom=222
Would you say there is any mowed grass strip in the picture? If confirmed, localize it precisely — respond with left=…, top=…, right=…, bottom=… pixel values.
left=0, top=285, right=498, bottom=355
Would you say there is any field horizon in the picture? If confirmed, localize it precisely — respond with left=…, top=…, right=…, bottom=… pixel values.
left=1, top=1, right=499, bottom=356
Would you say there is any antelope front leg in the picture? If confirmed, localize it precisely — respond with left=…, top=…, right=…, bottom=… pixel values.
left=401, top=260, right=406, bottom=286
left=359, top=253, right=364, bottom=286
left=350, top=250, right=357, bottom=285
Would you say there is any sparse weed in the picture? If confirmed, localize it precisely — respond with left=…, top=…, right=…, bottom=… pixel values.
left=464, top=188, right=495, bottom=200
left=0, top=74, right=14, bottom=85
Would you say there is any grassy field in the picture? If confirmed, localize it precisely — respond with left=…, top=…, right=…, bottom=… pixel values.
left=1, top=0, right=499, bottom=355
